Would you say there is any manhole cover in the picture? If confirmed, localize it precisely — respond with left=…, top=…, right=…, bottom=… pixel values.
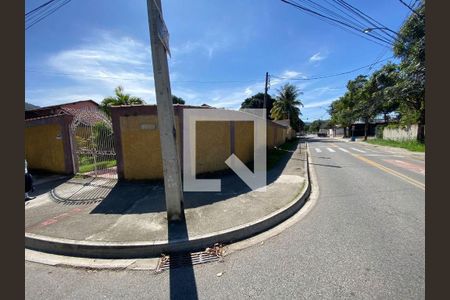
left=156, top=244, right=224, bottom=273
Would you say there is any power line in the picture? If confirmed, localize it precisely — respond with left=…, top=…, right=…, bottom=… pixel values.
left=283, top=1, right=391, bottom=48
left=272, top=56, right=394, bottom=81
left=333, top=0, right=398, bottom=41
left=26, top=54, right=395, bottom=84
left=26, top=0, right=67, bottom=23
left=24, top=69, right=262, bottom=83
left=398, top=0, right=421, bottom=17
left=25, top=0, right=58, bottom=16
left=280, top=0, right=400, bottom=47
left=281, top=0, right=395, bottom=46
left=299, top=0, right=393, bottom=43
left=26, top=0, right=72, bottom=30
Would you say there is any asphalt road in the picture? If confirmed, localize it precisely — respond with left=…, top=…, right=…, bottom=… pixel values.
left=25, top=136, right=425, bottom=300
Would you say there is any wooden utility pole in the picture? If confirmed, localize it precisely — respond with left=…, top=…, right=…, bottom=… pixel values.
left=263, top=72, right=269, bottom=110
left=147, top=0, right=183, bottom=221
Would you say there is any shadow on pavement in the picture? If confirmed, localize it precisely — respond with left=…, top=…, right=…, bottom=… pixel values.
left=27, top=171, right=72, bottom=198
left=37, top=139, right=301, bottom=215
left=168, top=211, right=198, bottom=300
left=89, top=139, right=300, bottom=215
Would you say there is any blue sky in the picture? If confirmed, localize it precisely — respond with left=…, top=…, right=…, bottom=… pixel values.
left=25, top=0, right=410, bottom=121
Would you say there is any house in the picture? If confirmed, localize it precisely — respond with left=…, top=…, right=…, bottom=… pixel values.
left=349, top=119, right=388, bottom=137
left=25, top=99, right=101, bottom=120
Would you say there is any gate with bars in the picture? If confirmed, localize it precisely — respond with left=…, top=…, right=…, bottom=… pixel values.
left=69, top=108, right=117, bottom=179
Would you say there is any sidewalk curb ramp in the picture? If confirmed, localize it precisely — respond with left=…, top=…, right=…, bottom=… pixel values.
left=25, top=144, right=312, bottom=259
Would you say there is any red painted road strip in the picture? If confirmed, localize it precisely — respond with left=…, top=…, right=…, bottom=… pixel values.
left=383, top=159, right=425, bottom=175
left=26, top=207, right=87, bottom=232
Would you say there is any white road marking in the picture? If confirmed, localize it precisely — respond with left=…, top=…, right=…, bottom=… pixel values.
left=338, top=147, right=349, bottom=153
left=363, top=154, right=405, bottom=157
left=315, top=148, right=322, bottom=153
left=327, top=148, right=336, bottom=153
left=351, top=147, right=366, bottom=153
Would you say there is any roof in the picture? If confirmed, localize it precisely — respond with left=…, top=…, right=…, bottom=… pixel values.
left=25, top=100, right=99, bottom=120
left=26, top=100, right=98, bottom=113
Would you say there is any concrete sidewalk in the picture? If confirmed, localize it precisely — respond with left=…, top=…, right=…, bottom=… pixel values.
left=25, top=141, right=310, bottom=258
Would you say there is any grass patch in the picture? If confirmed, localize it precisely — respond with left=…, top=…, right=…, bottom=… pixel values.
left=267, top=138, right=300, bottom=169
left=366, top=138, right=425, bottom=152
left=79, top=159, right=117, bottom=173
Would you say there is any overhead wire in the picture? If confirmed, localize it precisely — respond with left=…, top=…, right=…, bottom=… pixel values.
left=25, top=0, right=59, bottom=16
left=26, top=0, right=72, bottom=30
left=333, top=0, right=398, bottom=41
left=281, top=0, right=395, bottom=47
left=297, top=0, right=393, bottom=43
left=272, top=56, right=394, bottom=81
left=280, top=0, right=402, bottom=47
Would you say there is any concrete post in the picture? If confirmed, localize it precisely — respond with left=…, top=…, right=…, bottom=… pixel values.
left=147, top=0, right=183, bottom=221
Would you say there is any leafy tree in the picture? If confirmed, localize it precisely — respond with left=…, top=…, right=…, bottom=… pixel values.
left=345, top=75, right=376, bottom=141
left=370, top=63, right=401, bottom=122
left=328, top=93, right=357, bottom=137
left=270, top=83, right=303, bottom=130
left=172, top=95, right=186, bottom=104
left=309, top=119, right=330, bottom=133
left=101, top=86, right=144, bottom=116
left=393, top=1, right=425, bottom=142
left=303, top=124, right=310, bottom=133
left=240, top=93, right=275, bottom=119
left=92, top=122, right=113, bottom=152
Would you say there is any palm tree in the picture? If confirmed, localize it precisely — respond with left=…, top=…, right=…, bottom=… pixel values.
left=270, top=83, right=303, bottom=129
left=101, top=86, right=144, bottom=116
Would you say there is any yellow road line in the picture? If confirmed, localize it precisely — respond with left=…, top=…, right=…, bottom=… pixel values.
left=328, top=142, right=424, bottom=190
left=352, top=154, right=425, bottom=190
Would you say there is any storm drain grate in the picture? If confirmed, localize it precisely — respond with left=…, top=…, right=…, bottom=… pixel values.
left=155, top=244, right=224, bottom=273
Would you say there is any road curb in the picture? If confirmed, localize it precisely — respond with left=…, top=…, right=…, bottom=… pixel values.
left=25, top=142, right=312, bottom=260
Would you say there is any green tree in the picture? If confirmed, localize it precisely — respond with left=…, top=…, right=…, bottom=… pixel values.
left=101, top=86, right=144, bottom=116
left=328, top=93, right=357, bottom=138
left=345, top=75, right=373, bottom=141
left=370, top=63, right=401, bottom=122
left=92, top=122, right=113, bottom=152
left=240, top=93, right=275, bottom=119
left=309, top=119, right=330, bottom=133
left=393, top=1, right=425, bottom=142
left=270, top=83, right=303, bottom=130
left=172, top=95, right=186, bottom=104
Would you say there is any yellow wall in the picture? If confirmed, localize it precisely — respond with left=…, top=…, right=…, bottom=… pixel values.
left=118, top=114, right=290, bottom=180
left=234, top=121, right=254, bottom=163
left=196, top=121, right=231, bottom=174
left=267, top=124, right=276, bottom=148
left=119, top=115, right=181, bottom=180
left=25, top=124, right=66, bottom=173
left=275, top=127, right=286, bottom=146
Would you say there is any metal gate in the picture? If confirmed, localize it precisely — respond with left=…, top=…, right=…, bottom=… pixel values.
left=70, top=108, right=117, bottom=179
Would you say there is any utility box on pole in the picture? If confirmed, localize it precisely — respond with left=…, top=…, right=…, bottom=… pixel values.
left=147, top=0, right=183, bottom=221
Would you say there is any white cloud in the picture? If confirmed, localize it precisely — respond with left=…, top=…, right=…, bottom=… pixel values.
left=303, top=99, right=334, bottom=109
left=28, top=32, right=158, bottom=106
left=309, top=52, right=326, bottom=62
left=171, top=37, right=232, bottom=59
left=200, top=70, right=309, bottom=109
